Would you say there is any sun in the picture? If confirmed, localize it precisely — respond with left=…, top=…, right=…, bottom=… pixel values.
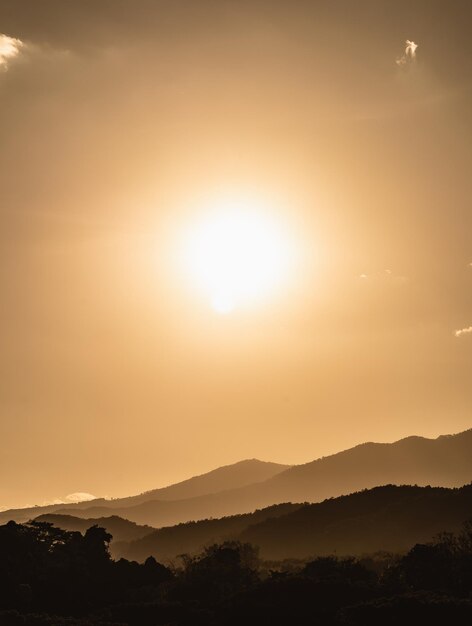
left=181, top=197, right=294, bottom=313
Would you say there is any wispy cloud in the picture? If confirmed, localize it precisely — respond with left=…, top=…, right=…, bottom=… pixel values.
left=35, top=492, right=97, bottom=507
left=396, top=39, right=418, bottom=67
left=1, top=492, right=97, bottom=513
left=40, top=493, right=97, bottom=506
left=455, top=326, right=472, bottom=338
left=0, top=34, right=23, bottom=69
left=358, top=269, right=408, bottom=284
left=64, top=492, right=96, bottom=503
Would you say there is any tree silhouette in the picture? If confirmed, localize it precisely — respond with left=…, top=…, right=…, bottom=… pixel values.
left=1, top=519, right=472, bottom=624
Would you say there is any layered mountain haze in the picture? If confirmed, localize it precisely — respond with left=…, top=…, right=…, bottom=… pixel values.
left=94, top=458, right=290, bottom=509
left=111, top=504, right=304, bottom=562
left=51, top=428, right=472, bottom=526
left=0, top=459, right=288, bottom=524
left=262, top=428, right=472, bottom=504
left=114, top=484, right=472, bottom=562
left=1, top=429, right=471, bottom=528
left=54, top=482, right=281, bottom=527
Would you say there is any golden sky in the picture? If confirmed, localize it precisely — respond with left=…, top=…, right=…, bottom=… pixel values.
left=1, top=0, right=471, bottom=509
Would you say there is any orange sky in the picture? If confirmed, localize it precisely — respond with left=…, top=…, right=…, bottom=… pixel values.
left=0, top=0, right=471, bottom=509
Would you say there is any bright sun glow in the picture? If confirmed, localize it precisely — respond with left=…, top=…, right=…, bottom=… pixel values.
left=181, top=197, right=294, bottom=313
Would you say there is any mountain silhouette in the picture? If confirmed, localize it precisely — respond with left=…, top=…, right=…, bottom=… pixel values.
left=0, top=459, right=288, bottom=524
left=97, top=458, right=290, bottom=508
left=115, top=483, right=472, bottom=562
left=2, top=429, right=471, bottom=527
left=259, top=428, right=472, bottom=504
left=33, top=513, right=154, bottom=543
left=34, top=504, right=302, bottom=560
left=56, top=428, right=472, bottom=527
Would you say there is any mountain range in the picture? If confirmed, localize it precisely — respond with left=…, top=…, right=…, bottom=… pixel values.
left=114, top=483, right=472, bottom=562
left=1, top=428, right=471, bottom=529
left=0, top=459, right=288, bottom=525
left=33, top=484, right=472, bottom=564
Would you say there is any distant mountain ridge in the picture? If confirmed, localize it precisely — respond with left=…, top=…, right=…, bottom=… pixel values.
left=57, top=427, right=472, bottom=527
left=99, top=458, right=290, bottom=508
left=1, top=428, right=471, bottom=527
left=0, top=459, right=289, bottom=524
left=260, top=428, right=472, bottom=504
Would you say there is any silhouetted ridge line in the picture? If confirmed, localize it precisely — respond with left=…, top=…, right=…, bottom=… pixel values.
left=34, top=513, right=154, bottom=543
left=114, top=483, right=472, bottom=563
left=1, top=427, right=471, bottom=528
left=0, top=458, right=289, bottom=524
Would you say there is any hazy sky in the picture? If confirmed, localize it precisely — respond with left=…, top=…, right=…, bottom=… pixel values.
left=1, top=0, right=471, bottom=509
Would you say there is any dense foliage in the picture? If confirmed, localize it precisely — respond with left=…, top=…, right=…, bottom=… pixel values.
left=1, top=519, right=472, bottom=625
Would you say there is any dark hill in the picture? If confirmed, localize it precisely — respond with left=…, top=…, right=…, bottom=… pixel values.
left=33, top=513, right=154, bottom=543
left=114, top=503, right=303, bottom=562
left=116, top=483, right=472, bottom=563
left=241, top=483, right=472, bottom=559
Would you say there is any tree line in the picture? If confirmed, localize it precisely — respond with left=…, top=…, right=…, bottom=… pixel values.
left=1, top=518, right=472, bottom=625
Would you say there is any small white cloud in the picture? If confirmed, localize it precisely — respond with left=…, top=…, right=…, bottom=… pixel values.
left=64, top=492, right=97, bottom=503
left=1, top=493, right=98, bottom=512
left=0, top=34, right=23, bottom=69
left=40, top=493, right=97, bottom=506
left=396, top=39, right=418, bottom=67
left=405, top=40, right=418, bottom=59
left=455, top=326, right=472, bottom=338
left=357, top=269, right=407, bottom=284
